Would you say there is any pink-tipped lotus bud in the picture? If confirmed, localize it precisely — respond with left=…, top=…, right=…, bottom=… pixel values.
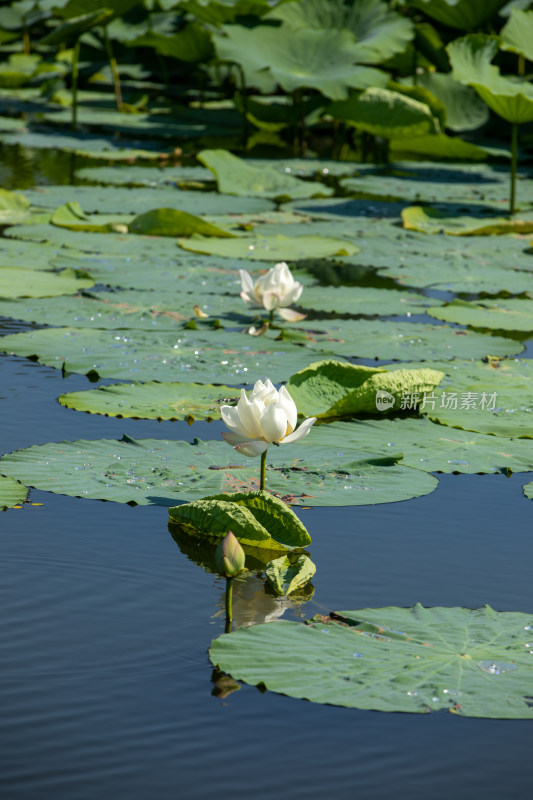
left=215, top=531, right=245, bottom=578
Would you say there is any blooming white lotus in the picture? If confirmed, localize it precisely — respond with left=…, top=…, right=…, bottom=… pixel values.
left=239, top=262, right=305, bottom=322
left=220, top=379, right=316, bottom=458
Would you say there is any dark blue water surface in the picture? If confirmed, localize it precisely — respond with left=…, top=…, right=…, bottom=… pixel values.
left=1, top=155, right=533, bottom=799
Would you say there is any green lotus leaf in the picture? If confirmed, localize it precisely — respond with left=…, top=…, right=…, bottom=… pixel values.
left=299, top=285, right=441, bottom=316
left=40, top=9, right=114, bottom=45
left=129, top=24, right=213, bottom=63
left=59, top=381, right=240, bottom=420
left=523, top=480, right=533, bottom=500
left=169, top=490, right=311, bottom=549
left=0, top=267, right=93, bottom=298
left=265, top=554, right=316, bottom=595
left=389, top=133, right=493, bottom=161
left=75, top=165, right=213, bottom=186
left=0, top=475, right=28, bottom=509
left=0, top=187, right=32, bottom=224
left=23, top=184, right=275, bottom=216
left=178, top=234, right=358, bottom=260
left=448, top=34, right=533, bottom=125
left=305, top=416, right=533, bottom=474
left=209, top=604, right=533, bottom=717
left=55, top=0, right=138, bottom=21
left=51, top=202, right=132, bottom=233
left=427, top=298, right=533, bottom=332
left=414, top=357, right=533, bottom=439
left=267, top=0, right=413, bottom=63
left=2, top=127, right=170, bottom=160
left=128, top=208, right=236, bottom=238
left=0, top=236, right=60, bottom=270
left=408, top=0, right=508, bottom=31
left=500, top=8, right=533, bottom=62
left=178, top=0, right=279, bottom=25
left=214, top=24, right=388, bottom=100
left=413, top=72, right=489, bottom=132
left=328, top=87, right=439, bottom=140
left=402, top=205, right=533, bottom=235
left=287, top=360, right=443, bottom=418
left=197, top=149, right=333, bottom=200
left=0, top=54, right=42, bottom=88
left=0, top=435, right=439, bottom=507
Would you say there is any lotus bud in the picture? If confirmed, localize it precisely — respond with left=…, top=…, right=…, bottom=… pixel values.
left=215, top=531, right=245, bottom=578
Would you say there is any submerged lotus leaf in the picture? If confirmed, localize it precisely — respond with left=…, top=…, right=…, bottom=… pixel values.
left=328, top=87, right=438, bottom=140
left=23, top=184, right=274, bottom=215
left=264, top=554, right=316, bottom=596
left=287, top=360, right=443, bottom=418
left=197, top=149, right=333, bottom=200
left=0, top=267, right=93, bottom=298
left=0, top=475, right=27, bottom=509
left=128, top=208, right=236, bottom=238
left=178, top=234, right=358, bottom=260
left=169, top=490, right=311, bottom=550
left=412, top=357, right=533, bottom=439
left=209, top=604, right=533, bottom=717
left=59, top=381, right=240, bottom=420
left=402, top=205, right=533, bottom=236
left=448, top=34, right=533, bottom=125
left=0, top=435, right=438, bottom=507
left=305, top=416, right=533, bottom=474
left=428, top=298, right=533, bottom=332
left=0, top=326, right=335, bottom=384
left=285, top=319, right=523, bottom=361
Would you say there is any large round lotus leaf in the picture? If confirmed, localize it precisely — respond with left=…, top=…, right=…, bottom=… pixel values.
left=76, top=165, right=214, bottom=186
left=0, top=288, right=246, bottom=330
left=409, top=0, right=508, bottom=31
left=448, top=34, right=533, bottom=125
left=268, top=0, right=413, bottom=63
left=402, top=205, right=533, bottom=236
left=0, top=475, right=27, bottom=509
left=413, top=72, right=489, bottom=132
left=0, top=267, right=93, bottom=298
left=0, top=435, right=438, bottom=507
left=427, top=298, right=533, bottom=332
left=22, top=185, right=274, bottom=215
left=411, top=357, right=533, bottom=439
left=341, top=161, right=512, bottom=204
left=306, top=415, right=533, bottom=473
left=215, top=24, right=388, bottom=100
left=209, top=604, right=533, bottom=718
left=178, top=234, right=359, bottom=260
left=59, top=381, right=240, bottom=420
left=0, top=326, right=336, bottom=383
left=286, top=319, right=523, bottom=361
left=197, top=149, right=334, bottom=200
left=299, top=285, right=442, bottom=316
left=2, top=128, right=171, bottom=160
left=328, top=87, right=438, bottom=140
left=500, top=8, right=533, bottom=62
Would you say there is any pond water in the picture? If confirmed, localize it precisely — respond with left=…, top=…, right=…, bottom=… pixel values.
left=1, top=148, right=533, bottom=799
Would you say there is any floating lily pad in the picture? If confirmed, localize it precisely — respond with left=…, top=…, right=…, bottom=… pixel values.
left=197, top=149, right=333, bottom=200
left=389, top=133, right=493, bottom=162
left=59, top=381, right=240, bottom=420
left=287, top=360, right=443, bottom=418
left=178, top=233, right=358, bottom=260
left=0, top=267, right=93, bottom=298
left=402, top=205, right=533, bottom=235
left=209, top=604, right=533, bottom=717
left=299, top=285, right=442, bottom=316
left=427, top=298, right=533, bottom=332
left=129, top=208, right=236, bottom=237
left=305, top=416, right=533, bottom=474
left=75, top=165, right=214, bottom=186
left=51, top=202, right=132, bottom=233
left=2, top=128, right=171, bottom=160
left=0, top=237, right=66, bottom=270
left=0, top=435, right=438, bottom=507
left=0, top=326, right=332, bottom=383
left=0, top=475, right=27, bottom=509
left=22, top=185, right=275, bottom=216
left=287, top=319, right=523, bottom=361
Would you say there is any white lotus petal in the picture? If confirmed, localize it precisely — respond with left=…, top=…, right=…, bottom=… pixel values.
left=234, top=439, right=269, bottom=457
left=281, top=416, right=317, bottom=444
left=220, top=404, right=244, bottom=434
left=237, top=389, right=264, bottom=439
left=278, top=386, right=298, bottom=433
left=278, top=306, right=307, bottom=322
left=261, top=403, right=288, bottom=442
left=222, top=431, right=252, bottom=446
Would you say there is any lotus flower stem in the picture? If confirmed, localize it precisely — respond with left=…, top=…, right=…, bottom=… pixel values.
left=103, top=26, right=122, bottom=112
left=224, top=577, right=233, bottom=632
left=71, top=38, right=81, bottom=131
left=510, top=123, right=518, bottom=215
left=260, top=449, right=267, bottom=491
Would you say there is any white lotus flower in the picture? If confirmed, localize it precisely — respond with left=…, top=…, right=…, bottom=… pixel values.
left=239, top=262, right=305, bottom=322
left=220, top=379, right=316, bottom=457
